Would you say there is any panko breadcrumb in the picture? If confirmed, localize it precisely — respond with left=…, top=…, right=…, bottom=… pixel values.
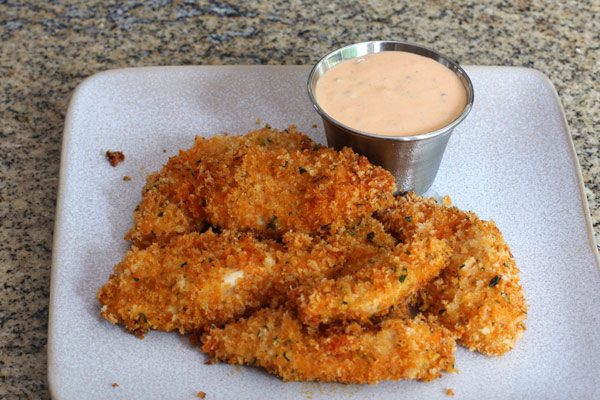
left=98, top=127, right=527, bottom=385
left=106, top=150, right=124, bottom=167
left=98, top=229, right=350, bottom=337
left=378, top=193, right=527, bottom=355
left=201, top=308, right=456, bottom=383
left=296, top=236, right=451, bottom=326
left=98, top=217, right=409, bottom=337
left=125, top=126, right=395, bottom=248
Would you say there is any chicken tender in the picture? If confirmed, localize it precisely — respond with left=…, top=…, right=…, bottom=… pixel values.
left=99, top=124, right=528, bottom=383
left=98, top=229, right=345, bottom=337
left=271, top=217, right=395, bottom=302
left=126, top=126, right=395, bottom=247
left=201, top=137, right=395, bottom=237
left=378, top=193, right=527, bottom=355
left=296, top=236, right=450, bottom=327
left=125, top=126, right=316, bottom=248
left=201, top=308, right=456, bottom=383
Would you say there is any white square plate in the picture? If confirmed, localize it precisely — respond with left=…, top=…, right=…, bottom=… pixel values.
left=49, top=66, right=600, bottom=400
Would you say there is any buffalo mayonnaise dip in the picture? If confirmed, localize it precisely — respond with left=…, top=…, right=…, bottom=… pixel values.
left=315, top=51, right=467, bottom=136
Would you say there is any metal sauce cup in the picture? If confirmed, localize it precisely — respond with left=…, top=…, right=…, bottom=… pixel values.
left=307, top=41, right=474, bottom=194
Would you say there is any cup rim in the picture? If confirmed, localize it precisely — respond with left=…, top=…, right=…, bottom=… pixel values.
left=307, top=40, right=475, bottom=142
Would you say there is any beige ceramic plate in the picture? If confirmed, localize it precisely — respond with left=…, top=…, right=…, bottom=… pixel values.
left=49, top=66, right=600, bottom=399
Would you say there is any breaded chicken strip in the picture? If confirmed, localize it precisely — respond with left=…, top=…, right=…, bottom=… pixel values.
left=99, top=219, right=394, bottom=338
left=125, top=126, right=316, bottom=248
left=270, top=217, right=395, bottom=301
left=201, top=139, right=395, bottom=238
left=126, top=126, right=396, bottom=248
left=201, top=308, right=456, bottom=383
left=98, top=229, right=345, bottom=337
left=296, top=236, right=450, bottom=326
left=378, top=193, right=527, bottom=355
left=320, top=216, right=396, bottom=277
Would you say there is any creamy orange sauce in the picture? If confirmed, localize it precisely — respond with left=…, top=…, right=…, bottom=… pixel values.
left=315, top=51, right=467, bottom=136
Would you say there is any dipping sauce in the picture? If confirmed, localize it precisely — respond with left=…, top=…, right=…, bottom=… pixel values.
left=315, top=51, right=467, bottom=136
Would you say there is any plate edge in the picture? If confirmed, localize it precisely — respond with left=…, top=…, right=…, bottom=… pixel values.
left=47, top=74, right=85, bottom=400
left=527, top=69, right=600, bottom=270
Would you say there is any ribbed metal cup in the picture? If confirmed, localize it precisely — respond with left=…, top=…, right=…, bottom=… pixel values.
left=307, top=41, right=474, bottom=194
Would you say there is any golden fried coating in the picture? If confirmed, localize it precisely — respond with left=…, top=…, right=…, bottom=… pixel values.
left=202, top=141, right=395, bottom=238
left=125, top=127, right=316, bottom=248
left=321, top=216, right=396, bottom=277
left=296, top=236, right=450, bottom=327
left=99, top=220, right=397, bottom=338
left=271, top=218, right=395, bottom=301
left=98, top=229, right=348, bottom=337
left=126, top=126, right=395, bottom=248
left=201, top=308, right=456, bottom=383
left=378, top=193, right=527, bottom=355
left=99, top=126, right=528, bottom=383
left=100, top=230, right=280, bottom=336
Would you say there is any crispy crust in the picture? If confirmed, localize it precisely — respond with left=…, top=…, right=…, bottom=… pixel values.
left=201, top=308, right=456, bottom=384
left=296, top=236, right=450, bottom=326
left=99, top=127, right=527, bottom=384
left=378, top=193, right=527, bottom=355
left=98, top=229, right=351, bottom=337
left=125, top=126, right=395, bottom=248
left=98, top=219, right=395, bottom=337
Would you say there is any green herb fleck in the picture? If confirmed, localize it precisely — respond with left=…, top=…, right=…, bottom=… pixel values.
left=133, top=277, right=139, bottom=282
left=158, top=211, right=164, bottom=217
left=366, top=232, right=375, bottom=242
left=320, top=224, right=331, bottom=232
left=298, top=166, right=307, bottom=174
left=405, top=250, right=411, bottom=256
left=348, top=230, right=357, bottom=236
left=138, top=312, right=148, bottom=323
left=201, top=197, right=207, bottom=207
left=404, top=215, right=412, bottom=222
left=399, top=274, right=407, bottom=283
left=489, top=275, right=501, bottom=287
left=283, top=352, right=290, bottom=362
left=439, top=308, right=446, bottom=315
left=459, top=264, right=466, bottom=269
left=267, top=215, right=278, bottom=230
left=180, top=262, right=188, bottom=268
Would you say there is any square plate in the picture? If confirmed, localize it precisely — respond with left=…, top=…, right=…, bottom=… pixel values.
left=49, top=66, right=600, bottom=399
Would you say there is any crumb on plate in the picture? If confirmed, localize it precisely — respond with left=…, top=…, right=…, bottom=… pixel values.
left=446, top=388, right=455, bottom=396
left=106, top=150, right=125, bottom=167
left=111, top=383, right=119, bottom=388
left=197, top=390, right=206, bottom=398
left=123, top=175, right=131, bottom=181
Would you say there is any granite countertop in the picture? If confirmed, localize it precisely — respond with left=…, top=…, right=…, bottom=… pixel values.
left=1, top=1, right=598, bottom=398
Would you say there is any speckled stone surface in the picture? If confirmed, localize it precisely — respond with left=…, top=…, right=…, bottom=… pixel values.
left=0, top=1, right=598, bottom=398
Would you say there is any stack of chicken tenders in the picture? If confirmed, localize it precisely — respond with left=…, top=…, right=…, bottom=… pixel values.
left=98, top=126, right=527, bottom=384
